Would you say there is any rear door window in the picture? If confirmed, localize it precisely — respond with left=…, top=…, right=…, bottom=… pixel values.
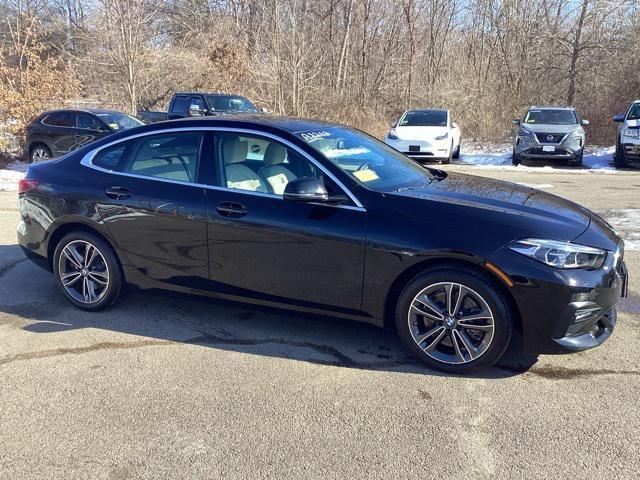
left=43, top=112, right=75, bottom=127
left=124, top=132, right=203, bottom=183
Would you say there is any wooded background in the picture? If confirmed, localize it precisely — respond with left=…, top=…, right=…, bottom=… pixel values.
left=1, top=0, right=639, bottom=150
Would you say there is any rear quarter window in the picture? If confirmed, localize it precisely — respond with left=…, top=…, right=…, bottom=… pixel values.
left=93, top=144, right=126, bottom=170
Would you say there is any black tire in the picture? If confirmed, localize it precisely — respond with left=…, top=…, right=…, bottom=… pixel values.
left=614, top=141, right=626, bottom=168
left=395, top=267, right=513, bottom=374
left=29, top=143, right=52, bottom=163
left=53, top=230, right=123, bottom=311
left=512, top=151, right=521, bottom=166
left=453, top=142, right=461, bottom=159
left=568, top=152, right=583, bottom=167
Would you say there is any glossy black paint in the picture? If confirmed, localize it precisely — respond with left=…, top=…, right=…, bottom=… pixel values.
left=17, top=116, right=626, bottom=355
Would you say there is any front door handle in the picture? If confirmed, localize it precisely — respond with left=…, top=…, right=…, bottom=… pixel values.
left=106, top=186, right=132, bottom=200
left=216, top=201, right=247, bottom=217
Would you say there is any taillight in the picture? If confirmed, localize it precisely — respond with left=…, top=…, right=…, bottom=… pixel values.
left=18, top=179, right=39, bottom=194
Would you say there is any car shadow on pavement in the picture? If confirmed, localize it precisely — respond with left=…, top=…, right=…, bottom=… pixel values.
left=0, top=244, right=538, bottom=379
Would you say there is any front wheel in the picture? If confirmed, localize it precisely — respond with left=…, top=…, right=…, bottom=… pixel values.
left=512, top=150, right=521, bottom=166
left=568, top=151, right=583, bottom=167
left=395, top=268, right=513, bottom=373
left=53, top=231, right=123, bottom=311
left=452, top=142, right=461, bottom=159
left=614, top=141, right=626, bottom=168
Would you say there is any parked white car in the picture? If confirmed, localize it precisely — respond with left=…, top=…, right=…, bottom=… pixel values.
left=384, top=109, right=461, bottom=163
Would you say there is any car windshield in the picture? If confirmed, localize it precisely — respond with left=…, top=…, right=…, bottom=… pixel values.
left=296, top=127, right=445, bottom=192
left=399, top=110, right=447, bottom=127
left=523, top=109, right=577, bottom=125
left=627, top=104, right=640, bottom=120
left=97, top=113, right=143, bottom=131
left=206, top=95, right=258, bottom=113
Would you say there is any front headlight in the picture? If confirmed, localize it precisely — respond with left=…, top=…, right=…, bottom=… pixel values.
left=509, top=238, right=607, bottom=270
left=387, top=129, right=399, bottom=140
left=623, top=128, right=639, bottom=139
left=517, top=131, right=534, bottom=144
left=435, top=132, right=449, bottom=141
left=564, top=132, right=583, bottom=147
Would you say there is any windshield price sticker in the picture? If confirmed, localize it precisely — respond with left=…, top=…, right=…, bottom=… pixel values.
left=299, top=131, right=333, bottom=142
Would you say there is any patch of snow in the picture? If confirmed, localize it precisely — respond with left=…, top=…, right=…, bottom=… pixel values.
left=0, top=162, right=28, bottom=191
left=455, top=143, right=621, bottom=173
left=603, top=209, right=640, bottom=251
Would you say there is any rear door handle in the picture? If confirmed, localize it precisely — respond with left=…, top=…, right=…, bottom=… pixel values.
left=216, top=201, right=247, bottom=217
left=106, top=186, right=132, bottom=200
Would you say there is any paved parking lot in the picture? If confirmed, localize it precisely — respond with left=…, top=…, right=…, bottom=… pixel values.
left=1, top=166, right=639, bottom=479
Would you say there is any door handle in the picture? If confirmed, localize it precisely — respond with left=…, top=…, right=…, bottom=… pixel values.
left=106, top=186, right=132, bottom=200
left=216, top=201, right=247, bottom=217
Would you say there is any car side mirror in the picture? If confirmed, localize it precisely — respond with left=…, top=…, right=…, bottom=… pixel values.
left=452, top=122, right=459, bottom=129
left=580, top=119, right=590, bottom=126
left=188, top=105, right=203, bottom=117
left=512, top=119, right=521, bottom=125
left=260, top=107, right=269, bottom=114
left=613, top=114, right=625, bottom=123
left=283, top=177, right=329, bottom=203
left=391, top=120, right=397, bottom=128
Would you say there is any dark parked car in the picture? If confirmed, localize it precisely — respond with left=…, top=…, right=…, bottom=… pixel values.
left=137, top=92, right=265, bottom=123
left=17, top=116, right=628, bottom=373
left=25, top=108, right=143, bottom=162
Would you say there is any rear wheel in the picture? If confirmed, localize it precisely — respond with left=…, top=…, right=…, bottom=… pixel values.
left=53, top=231, right=123, bottom=311
left=30, top=144, right=51, bottom=163
left=395, top=268, right=513, bottom=373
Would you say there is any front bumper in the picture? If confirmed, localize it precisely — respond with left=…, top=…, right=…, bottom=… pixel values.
left=517, top=145, right=583, bottom=160
left=385, top=137, right=451, bottom=160
left=621, top=142, right=640, bottom=162
left=489, top=245, right=627, bottom=355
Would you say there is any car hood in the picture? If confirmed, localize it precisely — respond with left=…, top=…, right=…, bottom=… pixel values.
left=395, top=125, right=448, bottom=140
left=388, top=171, right=592, bottom=242
left=520, top=123, right=581, bottom=134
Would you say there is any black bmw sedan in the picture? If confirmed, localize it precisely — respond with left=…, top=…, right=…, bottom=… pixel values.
left=17, top=116, right=628, bottom=373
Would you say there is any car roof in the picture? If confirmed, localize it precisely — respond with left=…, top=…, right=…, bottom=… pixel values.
left=528, top=106, right=575, bottom=111
left=154, top=115, right=346, bottom=134
left=43, top=108, right=128, bottom=116
left=173, top=92, right=248, bottom=97
left=404, top=108, right=448, bottom=114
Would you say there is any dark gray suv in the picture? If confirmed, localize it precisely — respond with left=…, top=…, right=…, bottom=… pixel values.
left=512, top=106, right=589, bottom=167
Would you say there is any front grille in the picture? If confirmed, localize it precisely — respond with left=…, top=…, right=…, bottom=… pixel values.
left=535, top=132, right=565, bottom=144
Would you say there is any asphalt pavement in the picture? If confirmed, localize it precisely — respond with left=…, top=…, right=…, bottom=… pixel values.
left=1, top=166, right=639, bottom=479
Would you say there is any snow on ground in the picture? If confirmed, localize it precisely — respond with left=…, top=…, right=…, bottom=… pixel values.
left=456, top=143, right=619, bottom=173
left=603, top=209, right=640, bottom=251
left=0, top=162, right=27, bottom=191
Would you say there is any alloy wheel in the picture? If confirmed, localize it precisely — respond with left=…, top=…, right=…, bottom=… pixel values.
left=407, top=282, right=495, bottom=365
left=58, top=240, right=110, bottom=304
left=32, top=147, right=50, bottom=162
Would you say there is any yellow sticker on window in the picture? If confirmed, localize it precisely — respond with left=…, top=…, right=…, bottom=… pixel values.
left=353, top=169, right=379, bottom=182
